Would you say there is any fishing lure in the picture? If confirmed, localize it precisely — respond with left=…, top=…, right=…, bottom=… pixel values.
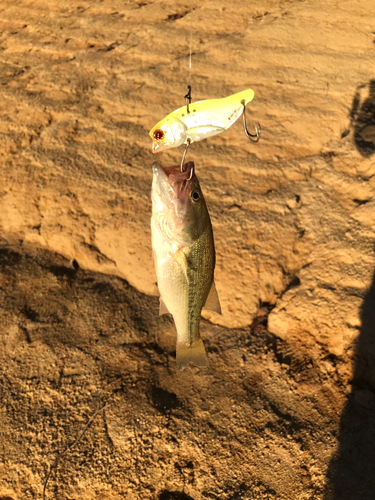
left=149, top=89, right=260, bottom=154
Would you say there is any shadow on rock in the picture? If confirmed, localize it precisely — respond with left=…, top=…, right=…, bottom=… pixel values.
left=149, top=386, right=182, bottom=414
left=350, top=80, right=375, bottom=157
left=159, top=491, right=195, bottom=500
left=324, top=258, right=375, bottom=498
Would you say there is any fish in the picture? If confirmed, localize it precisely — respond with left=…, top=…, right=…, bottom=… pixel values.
left=149, top=89, right=255, bottom=153
left=151, top=160, right=221, bottom=369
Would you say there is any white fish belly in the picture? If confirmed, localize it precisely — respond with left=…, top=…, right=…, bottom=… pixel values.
left=152, top=224, right=214, bottom=347
left=156, top=254, right=192, bottom=343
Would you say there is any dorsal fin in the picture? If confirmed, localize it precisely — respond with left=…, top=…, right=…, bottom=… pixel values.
left=203, top=280, right=221, bottom=314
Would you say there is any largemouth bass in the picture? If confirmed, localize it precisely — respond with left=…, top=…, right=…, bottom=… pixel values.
left=149, top=89, right=255, bottom=153
left=151, top=161, right=221, bottom=369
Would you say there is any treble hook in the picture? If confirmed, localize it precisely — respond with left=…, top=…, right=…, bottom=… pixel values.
left=242, top=100, right=261, bottom=143
left=180, top=138, right=191, bottom=172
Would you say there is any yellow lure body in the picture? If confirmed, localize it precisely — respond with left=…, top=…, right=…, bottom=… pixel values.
left=150, top=89, right=255, bottom=153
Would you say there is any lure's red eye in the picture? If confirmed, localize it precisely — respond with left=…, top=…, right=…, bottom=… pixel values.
left=153, top=129, right=164, bottom=141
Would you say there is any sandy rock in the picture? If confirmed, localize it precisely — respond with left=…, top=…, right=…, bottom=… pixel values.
left=1, top=1, right=375, bottom=497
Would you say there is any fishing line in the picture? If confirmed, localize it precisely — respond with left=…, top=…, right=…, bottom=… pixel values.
left=184, top=9, right=193, bottom=114
left=188, top=12, right=192, bottom=88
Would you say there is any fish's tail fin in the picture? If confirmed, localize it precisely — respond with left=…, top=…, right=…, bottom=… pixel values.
left=176, top=337, right=209, bottom=370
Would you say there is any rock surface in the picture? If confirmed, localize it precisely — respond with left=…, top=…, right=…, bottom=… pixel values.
left=0, top=0, right=375, bottom=499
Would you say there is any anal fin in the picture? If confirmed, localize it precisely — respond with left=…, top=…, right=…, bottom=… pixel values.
left=203, top=280, right=222, bottom=315
left=159, top=297, right=170, bottom=316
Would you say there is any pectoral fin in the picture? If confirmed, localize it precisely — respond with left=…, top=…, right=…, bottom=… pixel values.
left=159, top=297, right=170, bottom=316
left=203, top=280, right=222, bottom=314
left=175, top=249, right=189, bottom=282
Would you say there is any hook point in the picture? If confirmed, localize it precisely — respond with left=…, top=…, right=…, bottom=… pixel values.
left=242, top=101, right=261, bottom=143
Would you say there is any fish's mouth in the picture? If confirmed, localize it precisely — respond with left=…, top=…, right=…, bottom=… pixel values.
left=153, top=162, right=194, bottom=199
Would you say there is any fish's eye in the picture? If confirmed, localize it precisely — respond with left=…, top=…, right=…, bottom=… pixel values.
left=153, top=129, right=164, bottom=141
left=191, top=190, right=200, bottom=202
